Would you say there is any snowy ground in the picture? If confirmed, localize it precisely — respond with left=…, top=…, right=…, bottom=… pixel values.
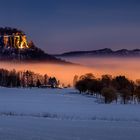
left=0, top=88, right=140, bottom=140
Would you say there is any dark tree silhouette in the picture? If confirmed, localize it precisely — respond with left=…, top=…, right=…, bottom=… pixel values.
left=36, top=79, right=41, bottom=88
left=134, top=86, right=140, bottom=103
left=48, top=77, right=58, bottom=88
left=0, top=68, right=59, bottom=88
left=74, top=73, right=139, bottom=104
left=101, top=87, right=117, bottom=103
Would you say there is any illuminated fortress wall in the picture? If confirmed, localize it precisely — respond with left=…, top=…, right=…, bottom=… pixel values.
left=0, top=33, right=29, bottom=49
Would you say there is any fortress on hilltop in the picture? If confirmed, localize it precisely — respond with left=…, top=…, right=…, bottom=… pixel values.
left=0, top=27, right=29, bottom=49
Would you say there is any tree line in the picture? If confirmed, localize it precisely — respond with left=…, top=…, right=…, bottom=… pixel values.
left=0, top=68, right=59, bottom=88
left=74, top=74, right=140, bottom=104
left=0, top=27, right=24, bottom=35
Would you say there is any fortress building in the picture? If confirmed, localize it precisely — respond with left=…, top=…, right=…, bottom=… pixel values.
left=0, top=32, right=29, bottom=49
left=0, top=27, right=29, bottom=49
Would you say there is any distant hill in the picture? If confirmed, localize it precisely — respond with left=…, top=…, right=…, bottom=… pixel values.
left=0, top=27, right=68, bottom=63
left=55, top=48, right=140, bottom=57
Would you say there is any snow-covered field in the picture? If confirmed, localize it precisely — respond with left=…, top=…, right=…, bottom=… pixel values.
left=0, top=88, right=140, bottom=140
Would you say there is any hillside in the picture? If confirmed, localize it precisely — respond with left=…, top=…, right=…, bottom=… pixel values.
left=0, top=27, right=67, bottom=63
left=55, top=48, right=140, bottom=57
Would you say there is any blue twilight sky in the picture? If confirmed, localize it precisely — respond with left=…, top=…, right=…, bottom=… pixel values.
left=0, top=0, right=140, bottom=53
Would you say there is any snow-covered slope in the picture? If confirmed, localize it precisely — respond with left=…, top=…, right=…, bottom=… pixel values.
left=0, top=88, right=139, bottom=121
left=0, top=88, right=140, bottom=140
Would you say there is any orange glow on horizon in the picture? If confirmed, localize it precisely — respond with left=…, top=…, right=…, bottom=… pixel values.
left=0, top=57, right=140, bottom=85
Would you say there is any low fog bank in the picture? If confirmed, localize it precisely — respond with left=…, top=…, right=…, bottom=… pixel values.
left=0, top=56, right=140, bottom=85
left=0, top=62, right=94, bottom=85
left=59, top=56, right=140, bottom=81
